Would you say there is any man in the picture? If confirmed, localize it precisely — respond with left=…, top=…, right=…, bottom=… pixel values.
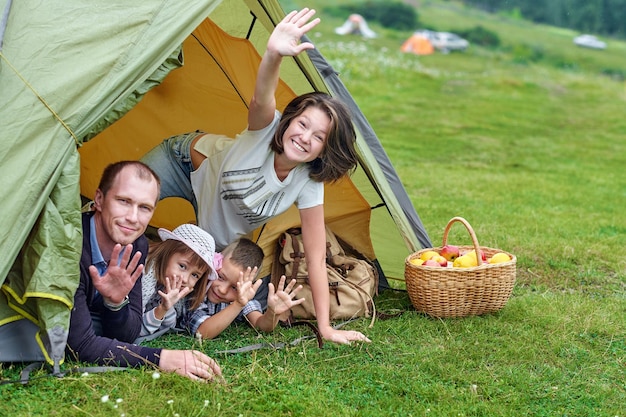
left=66, top=161, right=221, bottom=381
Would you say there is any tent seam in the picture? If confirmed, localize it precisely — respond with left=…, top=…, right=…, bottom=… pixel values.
left=1, top=284, right=73, bottom=309
left=0, top=52, right=79, bottom=145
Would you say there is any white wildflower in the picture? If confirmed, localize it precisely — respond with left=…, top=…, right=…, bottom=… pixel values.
left=101, top=395, right=109, bottom=403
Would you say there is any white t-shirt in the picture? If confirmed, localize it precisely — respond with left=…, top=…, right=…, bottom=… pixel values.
left=190, top=111, right=324, bottom=250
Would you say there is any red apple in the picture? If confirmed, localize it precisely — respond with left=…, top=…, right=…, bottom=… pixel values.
left=440, top=245, right=460, bottom=261
left=432, top=255, right=448, bottom=267
left=423, top=259, right=441, bottom=267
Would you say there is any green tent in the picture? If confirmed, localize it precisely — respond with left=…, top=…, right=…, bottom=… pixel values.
left=0, top=0, right=430, bottom=371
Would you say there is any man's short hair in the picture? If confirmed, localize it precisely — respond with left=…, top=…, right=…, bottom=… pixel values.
left=98, top=161, right=161, bottom=201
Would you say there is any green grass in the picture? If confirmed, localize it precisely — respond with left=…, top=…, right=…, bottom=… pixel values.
left=2, top=1, right=625, bottom=415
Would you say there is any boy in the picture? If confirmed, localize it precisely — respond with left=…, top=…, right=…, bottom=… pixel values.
left=182, top=238, right=304, bottom=339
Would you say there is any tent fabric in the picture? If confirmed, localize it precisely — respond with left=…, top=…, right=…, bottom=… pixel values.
left=335, top=14, right=377, bottom=39
left=0, top=0, right=221, bottom=366
left=1, top=0, right=430, bottom=367
left=401, top=34, right=434, bottom=55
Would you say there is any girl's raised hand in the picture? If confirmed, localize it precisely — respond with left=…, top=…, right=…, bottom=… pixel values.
left=158, top=276, right=192, bottom=310
left=267, top=8, right=320, bottom=57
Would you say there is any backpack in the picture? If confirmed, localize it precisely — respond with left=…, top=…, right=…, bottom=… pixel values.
left=272, top=226, right=378, bottom=324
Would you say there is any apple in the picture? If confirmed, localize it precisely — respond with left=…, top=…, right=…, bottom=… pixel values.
left=462, top=249, right=486, bottom=262
left=440, top=244, right=460, bottom=261
left=419, top=250, right=440, bottom=262
left=453, top=254, right=477, bottom=268
left=423, top=259, right=441, bottom=267
left=432, top=255, right=448, bottom=267
left=488, top=252, right=511, bottom=264
left=409, top=258, right=425, bottom=266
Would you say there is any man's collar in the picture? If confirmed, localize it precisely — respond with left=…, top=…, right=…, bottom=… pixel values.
left=89, top=215, right=108, bottom=268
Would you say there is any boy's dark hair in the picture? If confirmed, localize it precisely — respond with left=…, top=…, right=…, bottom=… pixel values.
left=98, top=160, right=161, bottom=202
left=270, top=92, right=358, bottom=183
left=147, top=240, right=211, bottom=310
left=221, top=238, right=264, bottom=270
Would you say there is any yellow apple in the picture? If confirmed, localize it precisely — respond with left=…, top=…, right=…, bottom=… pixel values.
left=419, top=250, right=440, bottom=261
left=409, top=258, right=425, bottom=266
left=464, top=250, right=486, bottom=263
left=453, top=254, right=478, bottom=268
left=488, top=252, right=511, bottom=264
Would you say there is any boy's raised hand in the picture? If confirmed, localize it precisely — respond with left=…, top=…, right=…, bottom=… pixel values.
left=158, top=276, right=192, bottom=311
left=267, top=275, right=304, bottom=318
left=267, top=8, right=320, bottom=57
left=235, top=266, right=261, bottom=307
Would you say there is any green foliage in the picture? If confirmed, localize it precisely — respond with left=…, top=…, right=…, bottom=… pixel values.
left=601, top=67, right=626, bottom=81
left=463, top=0, right=626, bottom=38
left=509, top=43, right=545, bottom=64
left=324, top=1, right=418, bottom=31
left=458, top=25, right=501, bottom=47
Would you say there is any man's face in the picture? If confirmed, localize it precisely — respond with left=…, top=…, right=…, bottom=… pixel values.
left=93, top=166, right=158, bottom=254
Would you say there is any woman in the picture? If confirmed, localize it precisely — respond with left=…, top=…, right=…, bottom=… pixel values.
left=141, top=8, right=370, bottom=345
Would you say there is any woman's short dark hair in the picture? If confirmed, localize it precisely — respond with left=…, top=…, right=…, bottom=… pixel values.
left=270, top=92, right=358, bottom=182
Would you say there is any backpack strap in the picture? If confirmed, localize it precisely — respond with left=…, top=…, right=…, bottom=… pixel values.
left=286, top=228, right=304, bottom=281
left=214, top=320, right=324, bottom=354
left=0, top=362, right=129, bottom=386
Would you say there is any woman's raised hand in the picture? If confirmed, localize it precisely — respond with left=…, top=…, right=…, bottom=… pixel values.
left=267, top=8, right=320, bottom=57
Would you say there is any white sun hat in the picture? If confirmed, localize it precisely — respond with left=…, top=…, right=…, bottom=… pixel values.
left=158, top=224, right=218, bottom=282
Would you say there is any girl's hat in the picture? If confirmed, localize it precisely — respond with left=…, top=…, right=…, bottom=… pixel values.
left=158, top=224, right=218, bottom=281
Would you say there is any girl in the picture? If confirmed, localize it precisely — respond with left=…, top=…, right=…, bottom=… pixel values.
left=138, top=224, right=217, bottom=341
left=141, top=8, right=369, bottom=345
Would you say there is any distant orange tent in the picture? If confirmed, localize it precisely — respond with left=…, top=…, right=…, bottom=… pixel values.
left=401, top=32, right=434, bottom=55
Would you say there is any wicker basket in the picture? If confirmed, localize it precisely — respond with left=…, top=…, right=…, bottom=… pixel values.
left=405, top=217, right=516, bottom=318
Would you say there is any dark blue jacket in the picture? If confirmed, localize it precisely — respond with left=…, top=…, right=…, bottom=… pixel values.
left=65, top=211, right=161, bottom=367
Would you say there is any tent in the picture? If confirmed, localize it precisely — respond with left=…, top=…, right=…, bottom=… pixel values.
left=0, top=0, right=431, bottom=371
left=334, top=14, right=377, bottom=39
left=401, top=32, right=434, bottom=55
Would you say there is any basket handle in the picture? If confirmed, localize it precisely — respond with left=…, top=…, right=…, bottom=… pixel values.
left=441, top=217, right=482, bottom=258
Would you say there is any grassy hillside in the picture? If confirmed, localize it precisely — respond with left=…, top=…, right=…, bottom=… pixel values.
left=284, top=0, right=626, bottom=295
left=1, top=1, right=624, bottom=416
